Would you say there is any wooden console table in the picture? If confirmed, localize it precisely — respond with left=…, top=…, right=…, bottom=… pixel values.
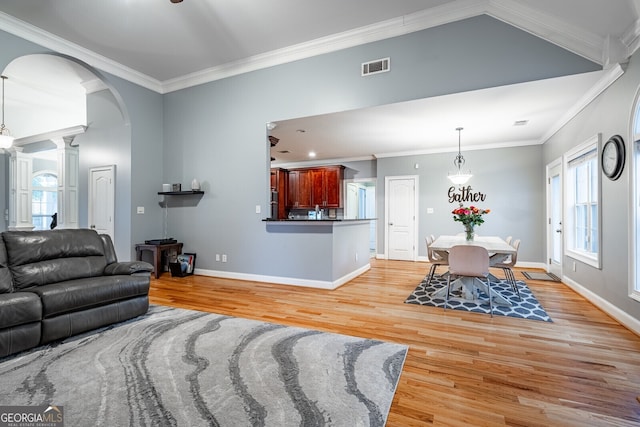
left=135, top=242, right=183, bottom=279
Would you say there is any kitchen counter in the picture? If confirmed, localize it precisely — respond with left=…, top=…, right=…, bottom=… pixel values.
left=262, top=218, right=375, bottom=223
left=262, top=219, right=373, bottom=289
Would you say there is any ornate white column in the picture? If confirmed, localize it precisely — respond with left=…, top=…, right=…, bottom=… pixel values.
left=8, top=146, right=34, bottom=230
left=54, top=137, right=79, bottom=229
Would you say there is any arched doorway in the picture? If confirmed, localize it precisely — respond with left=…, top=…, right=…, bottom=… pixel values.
left=1, top=54, right=129, bottom=249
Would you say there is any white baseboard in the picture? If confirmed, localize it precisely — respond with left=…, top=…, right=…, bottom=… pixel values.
left=562, top=276, right=640, bottom=337
left=187, top=263, right=640, bottom=336
left=192, top=263, right=371, bottom=290
left=515, top=261, right=546, bottom=270
left=375, top=254, right=545, bottom=270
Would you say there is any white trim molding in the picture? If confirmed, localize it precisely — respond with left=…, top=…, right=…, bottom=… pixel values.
left=540, top=64, right=626, bottom=144
left=2, top=1, right=636, bottom=94
left=562, top=276, right=640, bottom=338
left=0, top=12, right=163, bottom=93
left=193, top=263, right=371, bottom=291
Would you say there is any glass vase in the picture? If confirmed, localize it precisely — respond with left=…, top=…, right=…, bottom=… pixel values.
left=464, top=223, right=474, bottom=241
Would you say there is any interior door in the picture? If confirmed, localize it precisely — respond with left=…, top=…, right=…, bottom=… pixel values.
left=346, top=183, right=358, bottom=219
left=89, top=165, right=115, bottom=240
left=386, top=176, right=417, bottom=261
left=546, top=160, right=563, bottom=277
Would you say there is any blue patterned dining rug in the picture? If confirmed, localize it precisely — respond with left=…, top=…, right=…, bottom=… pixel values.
left=405, top=274, right=552, bottom=322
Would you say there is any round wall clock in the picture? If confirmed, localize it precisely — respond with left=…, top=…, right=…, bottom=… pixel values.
left=601, top=135, right=625, bottom=181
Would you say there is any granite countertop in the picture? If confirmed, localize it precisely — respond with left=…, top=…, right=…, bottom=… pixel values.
left=262, top=218, right=376, bottom=222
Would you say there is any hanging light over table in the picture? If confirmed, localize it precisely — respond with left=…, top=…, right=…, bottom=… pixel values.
left=447, top=127, right=472, bottom=185
left=0, top=75, right=14, bottom=149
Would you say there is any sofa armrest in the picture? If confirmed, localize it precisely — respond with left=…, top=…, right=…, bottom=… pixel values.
left=104, top=261, right=154, bottom=276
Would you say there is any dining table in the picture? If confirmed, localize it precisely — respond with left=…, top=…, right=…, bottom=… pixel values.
left=429, top=235, right=516, bottom=306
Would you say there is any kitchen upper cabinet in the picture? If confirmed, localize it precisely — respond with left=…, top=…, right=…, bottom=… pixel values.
left=287, top=165, right=344, bottom=209
left=270, top=168, right=288, bottom=219
left=311, top=166, right=344, bottom=208
left=287, top=169, right=312, bottom=208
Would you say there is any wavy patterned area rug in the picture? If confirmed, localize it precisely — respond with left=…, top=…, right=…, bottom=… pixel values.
left=0, top=305, right=407, bottom=426
left=405, top=274, right=552, bottom=322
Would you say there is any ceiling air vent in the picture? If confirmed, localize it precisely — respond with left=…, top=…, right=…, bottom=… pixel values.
left=362, top=57, right=390, bottom=76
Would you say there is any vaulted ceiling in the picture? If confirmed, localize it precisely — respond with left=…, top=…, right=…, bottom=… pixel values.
left=0, top=0, right=638, bottom=162
left=0, top=0, right=637, bottom=93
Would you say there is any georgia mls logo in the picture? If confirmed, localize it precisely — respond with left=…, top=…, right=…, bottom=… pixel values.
left=0, top=405, right=64, bottom=427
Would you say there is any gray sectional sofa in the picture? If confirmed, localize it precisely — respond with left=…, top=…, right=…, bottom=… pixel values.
left=0, top=228, right=153, bottom=358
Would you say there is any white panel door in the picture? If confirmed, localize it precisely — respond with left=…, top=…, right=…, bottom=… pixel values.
left=386, top=176, right=417, bottom=261
left=546, top=161, right=563, bottom=277
left=345, top=182, right=358, bottom=219
left=89, top=166, right=115, bottom=240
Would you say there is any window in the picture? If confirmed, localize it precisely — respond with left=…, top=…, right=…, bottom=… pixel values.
left=633, top=89, right=640, bottom=301
left=565, top=134, right=601, bottom=268
left=32, top=172, right=58, bottom=231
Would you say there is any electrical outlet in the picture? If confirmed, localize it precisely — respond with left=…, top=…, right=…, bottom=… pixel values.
left=355, top=252, right=358, bottom=262
left=573, top=261, right=577, bottom=272
left=427, top=208, right=434, bottom=214
left=136, top=206, right=144, bottom=214
left=222, top=254, right=227, bottom=263
left=215, top=254, right=220, bottom=262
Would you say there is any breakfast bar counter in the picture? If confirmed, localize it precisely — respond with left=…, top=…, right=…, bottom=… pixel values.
left=263, top=219, right=373, bottom=289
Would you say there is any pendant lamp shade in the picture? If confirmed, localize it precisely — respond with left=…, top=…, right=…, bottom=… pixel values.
left=447, top=127, right=472, bottom=185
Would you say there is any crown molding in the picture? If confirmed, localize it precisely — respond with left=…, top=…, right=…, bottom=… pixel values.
left=622, top=18, right=640, bottom=57
left=273, top=155, right=376, bottom=169
left=169, top=0, right=616, bottom=92
left=0, top=12, right=163, bottom=93
left=0, top=1, right=625, bottom=94
left=374, top=138, right=541, bottom=160
left=12, top=124, right=86, bottom=147
left=163, top=0, right=489, bottom=93
left=486, top=0, right=604, bottom=65
left=539, top=64, right=626, bottom=144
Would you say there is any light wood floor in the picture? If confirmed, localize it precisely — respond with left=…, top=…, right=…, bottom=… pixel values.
left=149, top=259, right=640, bottom=426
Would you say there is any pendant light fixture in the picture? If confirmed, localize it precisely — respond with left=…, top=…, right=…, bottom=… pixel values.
left=447, top=127, right=472, bottom=185
left=0, top=75, right=14, bottom=149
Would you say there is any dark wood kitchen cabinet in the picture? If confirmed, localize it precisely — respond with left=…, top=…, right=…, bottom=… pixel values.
left=287, top=169, right=312, bottom=208
left=287, top=165, right=344, bottom=209
left=311, top=166, right=344, bottom=208
left=270, top=168, right=288, bottom=219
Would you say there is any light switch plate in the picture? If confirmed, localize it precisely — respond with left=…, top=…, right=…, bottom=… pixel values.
left=136, top=206, right=144, bottom=214
left=255, top=205, right=261, bottom=214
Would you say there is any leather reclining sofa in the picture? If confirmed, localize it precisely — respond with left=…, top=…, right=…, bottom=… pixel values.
left=0, top=228, right=154, bottom=358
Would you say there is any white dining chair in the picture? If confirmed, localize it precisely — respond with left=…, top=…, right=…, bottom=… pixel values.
left=426, top=236, right=448, bottom=285
left=492, top=239, right=521, bottom=300
left=489, top=236, right=514, bottom=266
left=445, top=245, right=493, bottom=317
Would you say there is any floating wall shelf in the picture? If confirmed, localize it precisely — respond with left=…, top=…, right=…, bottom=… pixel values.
left=157, top=191, right=204, bottom=196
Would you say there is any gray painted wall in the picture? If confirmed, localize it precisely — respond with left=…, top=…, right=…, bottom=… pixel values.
left=0, top=30, right=163, bottom=262
left=542, top=52, right=640, bottom=321
left=6, top=14, right=638, bottom=324
left=376, top=145, right=544, bottom=262
left=160, top=15, right=595, bottom=277
left=75, top=89, right=131, bottom=259
left=1, top=154, right=6, bottom=232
